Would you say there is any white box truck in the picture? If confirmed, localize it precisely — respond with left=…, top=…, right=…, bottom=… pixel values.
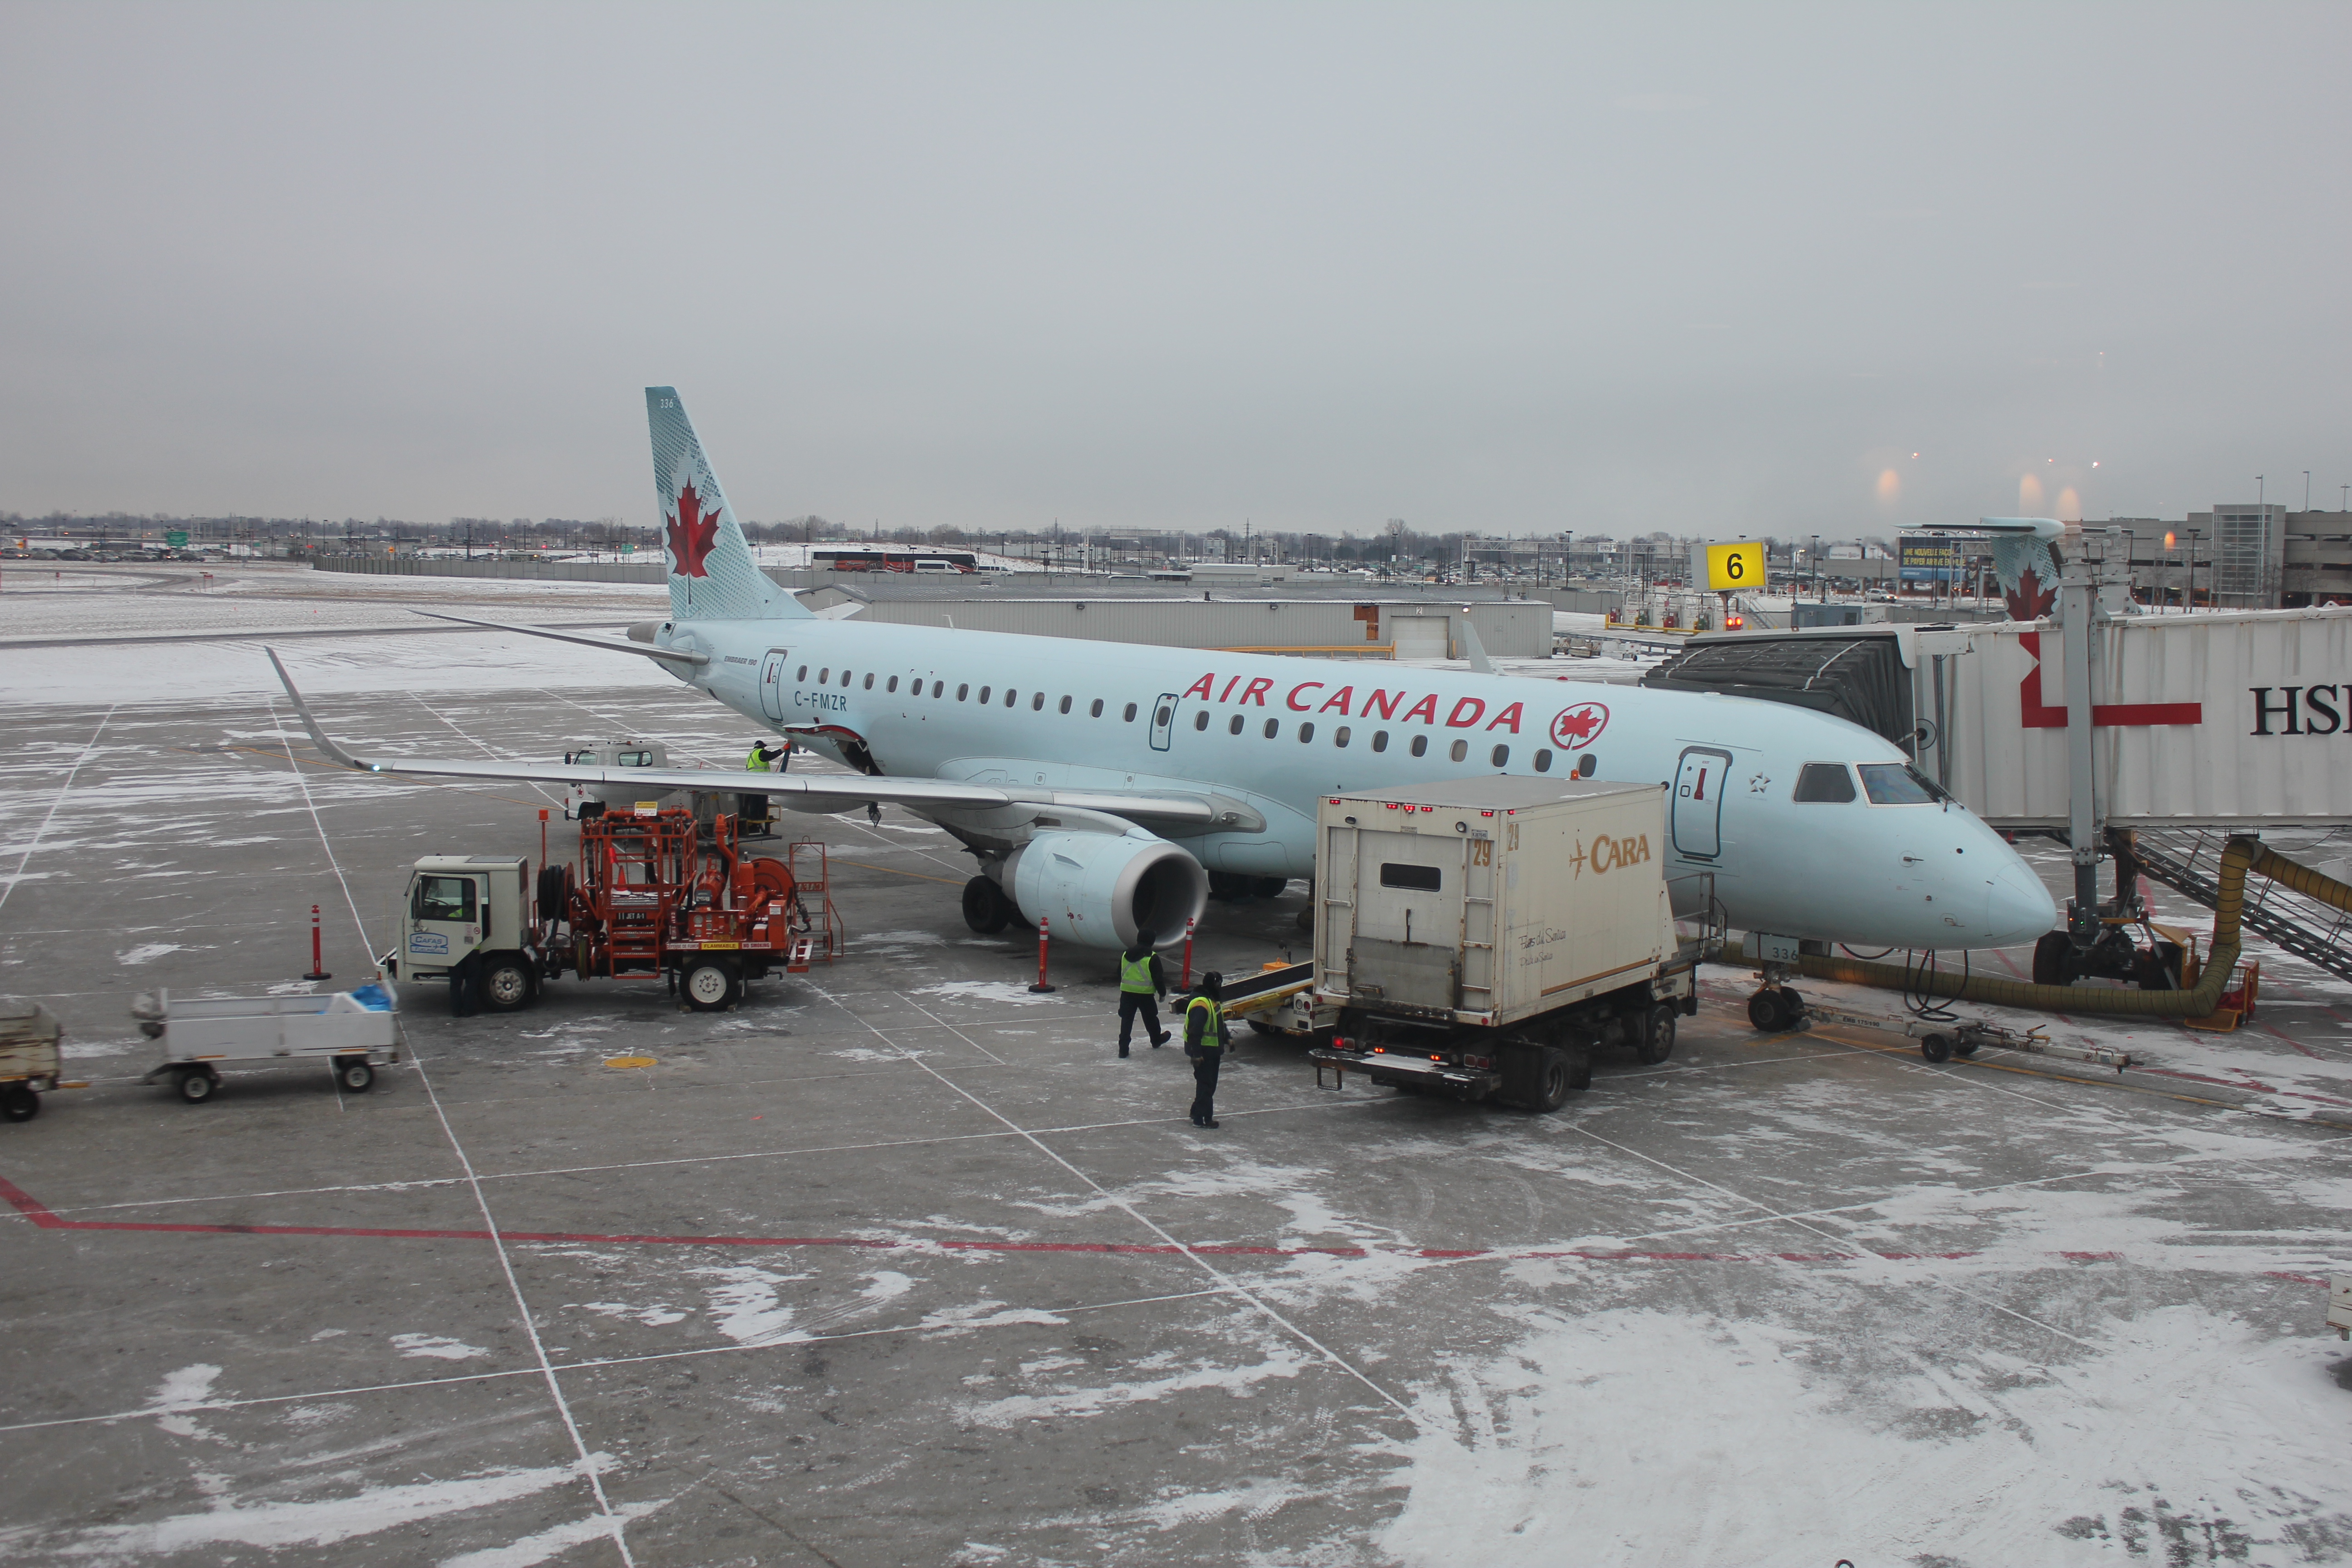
left=1308, top=779, right=1697, bottom=1111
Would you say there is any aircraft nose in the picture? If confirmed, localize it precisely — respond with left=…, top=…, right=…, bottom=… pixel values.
left=1984, top=859, right=2059, bottom=947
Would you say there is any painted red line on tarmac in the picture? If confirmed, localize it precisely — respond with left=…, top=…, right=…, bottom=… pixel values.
left=0, top=1176, right=2315, bottom=1281
left=2260, top=1022, right=2326, bottom=1061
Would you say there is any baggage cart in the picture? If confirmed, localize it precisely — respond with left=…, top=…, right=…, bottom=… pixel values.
left=0, top=1000, right=69, bottom=1123
left=130, top=985, right=403, bottom=1102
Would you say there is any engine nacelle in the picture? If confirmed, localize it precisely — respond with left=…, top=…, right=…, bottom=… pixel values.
left=1000, top=831, right=1208, bottom=952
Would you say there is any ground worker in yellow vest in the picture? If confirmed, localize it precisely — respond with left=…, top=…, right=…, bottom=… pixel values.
left=1114, top=929, right=1171, bottom=1058
left=740, top=739, right=790, bottom=833
left=1183, top=972, right=1231, bottom=1128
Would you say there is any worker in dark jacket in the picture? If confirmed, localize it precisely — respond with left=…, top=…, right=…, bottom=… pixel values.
left=1183, top=972, right=1231, bottom=1127
left=1115, top=930, right=1171, bottom=1058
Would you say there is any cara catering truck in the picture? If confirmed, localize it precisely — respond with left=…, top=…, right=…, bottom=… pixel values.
left=1308, top=779, right=1700, bottom=1111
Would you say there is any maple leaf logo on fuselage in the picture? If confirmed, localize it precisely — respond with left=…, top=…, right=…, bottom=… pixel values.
left=666, top=480, right=720, bottom=578
left=1550, top=701, right=1609, bottom=750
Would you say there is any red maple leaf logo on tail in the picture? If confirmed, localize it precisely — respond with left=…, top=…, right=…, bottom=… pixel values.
left=666, top=481, right=720, bottom=578
left=2005, top=564, right=2056, bottom=622
left=1550, top=701, right=1609, bottom=749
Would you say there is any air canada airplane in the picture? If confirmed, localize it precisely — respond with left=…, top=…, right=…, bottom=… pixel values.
left=270, top=387, right=2057, bottom=965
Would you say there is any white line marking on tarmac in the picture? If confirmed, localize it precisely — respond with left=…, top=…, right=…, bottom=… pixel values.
left=0, top=703, right=115, bottom=917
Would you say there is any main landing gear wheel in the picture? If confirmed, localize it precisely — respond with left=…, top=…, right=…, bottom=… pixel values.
left=334, top=1057, right=375, bottom=1092
left=681, top=956, right=740, bottom=1012
left=174, top=1066, right=218, bottom=1103
left=0, top=1084, right=37, bottom=1122
left=1635, top=1004, right=1678, bottom=1065
left=479, top=956, right=534, bottom=1013
left=961, top=876, right=1012, bottom=935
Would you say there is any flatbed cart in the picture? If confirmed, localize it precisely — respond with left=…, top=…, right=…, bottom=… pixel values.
left=1768, top=992, right=2139, bottom=1071
left=130, top=985, right=403, bottom=1103
left=1, top=1000, right=80, bottom=1123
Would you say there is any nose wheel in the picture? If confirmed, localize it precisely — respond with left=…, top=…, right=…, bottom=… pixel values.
left=1746, top=986, right=1805, bottom=1033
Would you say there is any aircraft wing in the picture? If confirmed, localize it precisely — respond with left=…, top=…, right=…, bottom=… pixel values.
left=265, top=648, right=1225, bottom=825
left=412, top=610, right=710, bottom=666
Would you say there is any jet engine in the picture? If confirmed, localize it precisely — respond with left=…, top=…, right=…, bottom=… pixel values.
left=1000, top=830, right=1209, bottom=951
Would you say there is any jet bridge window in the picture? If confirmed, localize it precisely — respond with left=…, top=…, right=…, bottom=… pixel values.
left=1793, top=763, right=1857, bottom=803
left=1857, top=763, right=1948, bottom=805
left=1379, top=863, right=1442, bottom=892
left=413, top=876, right=477, bottom=924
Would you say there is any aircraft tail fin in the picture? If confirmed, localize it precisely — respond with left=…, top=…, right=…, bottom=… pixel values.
left=647, top=387, right=809, bottom=620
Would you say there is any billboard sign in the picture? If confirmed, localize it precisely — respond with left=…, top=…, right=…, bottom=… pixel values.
left=1899, top=534, right=1963, bottom=584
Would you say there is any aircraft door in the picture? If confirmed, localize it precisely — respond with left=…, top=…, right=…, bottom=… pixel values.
left=1148, top=692, right=1178, bottom=751
left=1671, top=747, right=1732, bottom=861
left=759, top=651, right=790, bottom=721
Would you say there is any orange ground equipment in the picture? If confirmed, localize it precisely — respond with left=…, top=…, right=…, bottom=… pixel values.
left=546, top=808, right=841, bottom=1011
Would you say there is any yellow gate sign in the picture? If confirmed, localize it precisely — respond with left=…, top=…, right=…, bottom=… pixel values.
left=1703, top=541, right=1764, bottom=591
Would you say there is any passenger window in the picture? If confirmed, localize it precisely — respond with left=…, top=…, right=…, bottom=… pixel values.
left=1004, top=689, right=1017, bottom=708
left=1157, top=703, right=1173, bottom=726
left=864, top=673, right=875, bottom=689
left=1059, top=696, right=1072, bottom=714
left=1411, top=735, right=1429, bottom=758
left=1032, top=692, right=1044, bottom=711
left=1298, top=723, right=1315, bottom=743
left=1491, top=745, right=1509, bottom=768
left=1379, top=863, right=1442, bottom=892
left=1090, top=699, right=1103, bottom=717
left=979, top=686, right=992, bottom=703
left=1449, top=739, right=1468, bottom=762
left=1794, top=763, right=1858, bottom=803
left=1123, top=703, right=1137, bottom=721
left=1372, top=730, right=1390, bottom=753
left=957, top=684, right=970, bottom=701
left=1194, top=710, right=1210, bottom=731
left=1229, top=714, right=1245, bottom=735
left=887, top=676, right=899, bottom=693
left=1533, top=748, right=1553, bottom=773
left=1578, top=753, right=1597, bottom=778
left=819, top=667, right=829, bottom=683
left=1334, top=726, right=1351, bottom=748
left=797, top=665, right=808, bottom=681
left=1857, top=763, right=1946, bottom=804
left=413, top=875, right=478, bottom=923
left=932, top=680, right=944, bottom=698
left=1263, top=718, right=1279, bottom=739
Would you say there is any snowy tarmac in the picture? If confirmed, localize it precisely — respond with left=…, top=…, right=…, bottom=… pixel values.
left=1, top=567, right=2348, bottom=1565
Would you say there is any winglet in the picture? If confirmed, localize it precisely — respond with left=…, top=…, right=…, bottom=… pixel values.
left=265, top=648, right=370, bottom=770
left=1456, top=611, right=1496, bottom=674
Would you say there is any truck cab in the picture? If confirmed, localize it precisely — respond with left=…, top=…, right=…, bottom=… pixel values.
left=383, top=854, right=542, bottom=1012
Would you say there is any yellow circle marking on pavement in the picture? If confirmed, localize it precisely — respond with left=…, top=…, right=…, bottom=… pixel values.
left=604, top=1055, right=657, bottom=1070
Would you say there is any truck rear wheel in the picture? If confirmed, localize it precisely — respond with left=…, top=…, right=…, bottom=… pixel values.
left=1, top=1084, right=37, bottom=1122
left=1635, top=1005, right=1677, bottom=1065
left=1527, top=1046, right=1582, bottom=1112
left=479, top=955, right=534, bottom=1012
left=681, top=956, right=740, bottom=1011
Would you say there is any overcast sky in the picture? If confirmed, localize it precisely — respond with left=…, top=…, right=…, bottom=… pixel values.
left=3, top=3, right=2347, bottom=539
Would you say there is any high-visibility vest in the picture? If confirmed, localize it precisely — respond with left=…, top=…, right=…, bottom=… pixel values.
left=1118, top=952, right=1156, bottom=994
left=745, top=745, right=771, bottom=772
left=1186, top=994, right=1224, bottom=1051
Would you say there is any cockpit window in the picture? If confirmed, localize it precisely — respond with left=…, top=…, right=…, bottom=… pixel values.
left=1857, top=762, right=1949, bottom=805
left=1792, top=763, right=1857, bottom=803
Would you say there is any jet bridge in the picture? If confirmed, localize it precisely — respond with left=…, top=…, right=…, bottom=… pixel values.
left=1647, top=600, right=2352, bottom=985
